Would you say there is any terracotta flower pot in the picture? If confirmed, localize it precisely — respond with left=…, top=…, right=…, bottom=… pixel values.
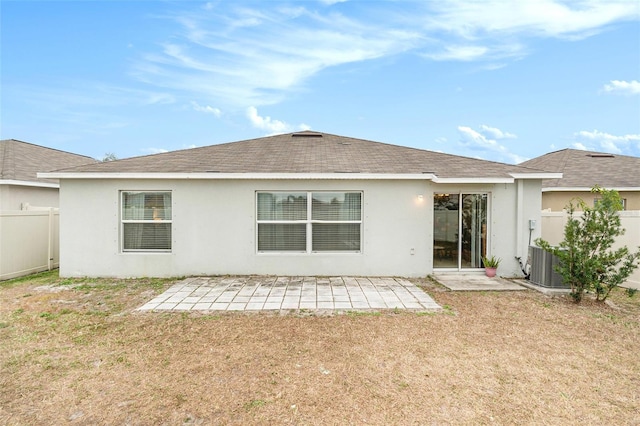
left=485, top=267, right=497, bottom=277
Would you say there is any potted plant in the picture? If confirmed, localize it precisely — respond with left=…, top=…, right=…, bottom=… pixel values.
left=482, top=255, right=501, bottom=277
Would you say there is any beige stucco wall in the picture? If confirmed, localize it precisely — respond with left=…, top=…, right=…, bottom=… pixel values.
left=542, top=191, right=640, bottom=211
left=541, top=210, right=640, bottom=289
left=58, top=178, right=542, bottom=278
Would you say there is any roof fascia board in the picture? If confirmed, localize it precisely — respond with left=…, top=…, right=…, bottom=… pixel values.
left=432, top=177, right=514, bottom=184
left=38, top=172, right=439, bottom=181
left=0, top=179, right=59, bottom=189
left=542, top=187, right=640, bottom=192
left=40, top=172, right=521, bottom=184
left=509, top=173, right=563, bottom=179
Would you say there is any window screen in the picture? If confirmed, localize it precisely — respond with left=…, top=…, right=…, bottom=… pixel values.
left=257, top=191, right=362, bottom=253
left=122, top=191, right=172, bottom=252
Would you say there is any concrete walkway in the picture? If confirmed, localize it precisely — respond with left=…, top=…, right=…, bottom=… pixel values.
left=433, top=273, right=525, bottom=291
left=138, top=276, right=441, bottom=312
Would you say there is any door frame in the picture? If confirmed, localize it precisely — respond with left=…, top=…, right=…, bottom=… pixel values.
left=432, top=192, right=490, bottom=271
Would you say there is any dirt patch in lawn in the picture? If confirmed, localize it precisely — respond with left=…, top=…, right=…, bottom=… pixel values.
left=1, top=271, right=639, bottom=425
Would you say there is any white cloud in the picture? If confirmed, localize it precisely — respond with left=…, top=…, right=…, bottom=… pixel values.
left=144, top=92, right=175, bottom=105
left=424, top=45, right=488, bottom=61
left=572, top=142, right=588, bottom=150
left=20, top=82, right=175, bottom=108
left=574, top=129, right=640, bottom=154
left=191, top=101, right=221, bottom=117
left=423, top=42, right=525, bottom=63
left=427, top=0, right=638, bottom=40
left=458, top=126, right=504, bottom=150
left=319, top=0, right=348, bottom=5
left=247, top=106, right=289, bottom=134
left=142, top=144, right=198, bottom=154
left=3, top=82, right=179, bottom=142
left=246, top=106, right=310, bottom=135
left=479, top=124, right=517, bottom=140
left=134, top=6, right=420, bottom=107
left=420, top=1, right=637, bottom=63
left=510, top=153, right=529, bottom=164
left=602, top=80, right=640, bottom=95
left=132, top=1, right=638, bottom=107
left=144, top=147, right=169, bottom=154
left=458, top=124, right=524, bottom=163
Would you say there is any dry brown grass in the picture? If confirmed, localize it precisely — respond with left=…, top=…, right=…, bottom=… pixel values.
left=1, top=271, right=639, bottom=425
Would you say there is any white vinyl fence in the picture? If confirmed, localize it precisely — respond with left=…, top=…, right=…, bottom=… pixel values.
left=541, top=210, right=640, bottom=290
left=0, top=208, right=59, bottom=280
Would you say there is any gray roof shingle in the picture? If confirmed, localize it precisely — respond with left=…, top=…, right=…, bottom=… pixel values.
left=0, top=139, right=97, bottom=184
left=55, top=131, right=546, bottom=179
left=520, top=148, right=640, bottom=189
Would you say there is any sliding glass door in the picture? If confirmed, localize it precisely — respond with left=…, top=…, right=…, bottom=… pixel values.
left=433, top=193, right=487, bottom=269
left=460, top=194, right=487, bottom=268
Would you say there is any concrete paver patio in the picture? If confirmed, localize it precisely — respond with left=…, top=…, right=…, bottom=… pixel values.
left=137, top=276, right=441, bottom=312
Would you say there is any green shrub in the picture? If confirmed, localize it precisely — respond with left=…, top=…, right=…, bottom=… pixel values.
left=536, top=186, right=640, bottom=303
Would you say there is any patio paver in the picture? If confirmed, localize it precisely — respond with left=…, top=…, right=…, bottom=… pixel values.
left=137, top=276, right=441, bottom=313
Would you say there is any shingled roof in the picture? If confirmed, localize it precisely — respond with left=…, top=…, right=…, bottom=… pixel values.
left=0, top=139, right=97, bottom=185
left=48, top=131, right=548, bottom=180
left=520, top=148, right=640, bottom=189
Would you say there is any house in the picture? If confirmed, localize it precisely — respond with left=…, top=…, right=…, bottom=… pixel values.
left=521, top=148, right=640, bottom=290
left=0, top=139, right=96, bottom=280
left=0, top=139, right=96, bottom=210
left=40, top=131, right=559, bottom=279
left=520, top=148, right=640, bottom=211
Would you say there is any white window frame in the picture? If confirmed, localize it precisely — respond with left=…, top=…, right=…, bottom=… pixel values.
left=120, top=190, right=172, bottom=253
left=256, top=191, right=363, bottom=254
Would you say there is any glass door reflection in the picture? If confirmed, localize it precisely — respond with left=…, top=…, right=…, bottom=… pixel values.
left=433, top=193, right=487, bottom=269
left=433, top=194, right=459, bottom=268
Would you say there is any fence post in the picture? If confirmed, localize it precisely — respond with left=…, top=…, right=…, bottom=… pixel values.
left=47, top=208, right=54, bottom=271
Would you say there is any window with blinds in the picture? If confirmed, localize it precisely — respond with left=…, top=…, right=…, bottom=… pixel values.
left=257, top=191, right=362, bottom=253
left=121, top=191, right=172, bottom=252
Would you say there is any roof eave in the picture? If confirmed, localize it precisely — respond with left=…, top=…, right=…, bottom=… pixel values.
left=509, top=173, right=563, bottom=179
left=542, top=186, right=640, bottom=192
left=432, top=177, right=514, bottom=184
left=38, top=172, right=439, bottom=180
left=0, top=179, right=59, bottom=189
left=40, top=172, right=542, bottom=184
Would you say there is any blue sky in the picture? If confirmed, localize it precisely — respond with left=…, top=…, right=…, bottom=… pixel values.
left=2, top=0, right=639, bottom=163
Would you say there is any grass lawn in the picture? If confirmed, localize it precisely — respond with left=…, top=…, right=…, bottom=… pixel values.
left=1, top=271, right=639, bottom=425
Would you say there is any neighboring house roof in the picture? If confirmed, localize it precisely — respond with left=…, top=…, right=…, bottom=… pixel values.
left=520, top=148, right=640, bottom=190
left=41, top=131, right=555, bottom=183
left=0, top=139, right=97, bottom=186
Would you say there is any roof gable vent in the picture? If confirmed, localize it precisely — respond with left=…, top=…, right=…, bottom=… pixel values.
left=292, top=132, right=323, bottom=138
left=588, top=153, right=614, bottom=158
